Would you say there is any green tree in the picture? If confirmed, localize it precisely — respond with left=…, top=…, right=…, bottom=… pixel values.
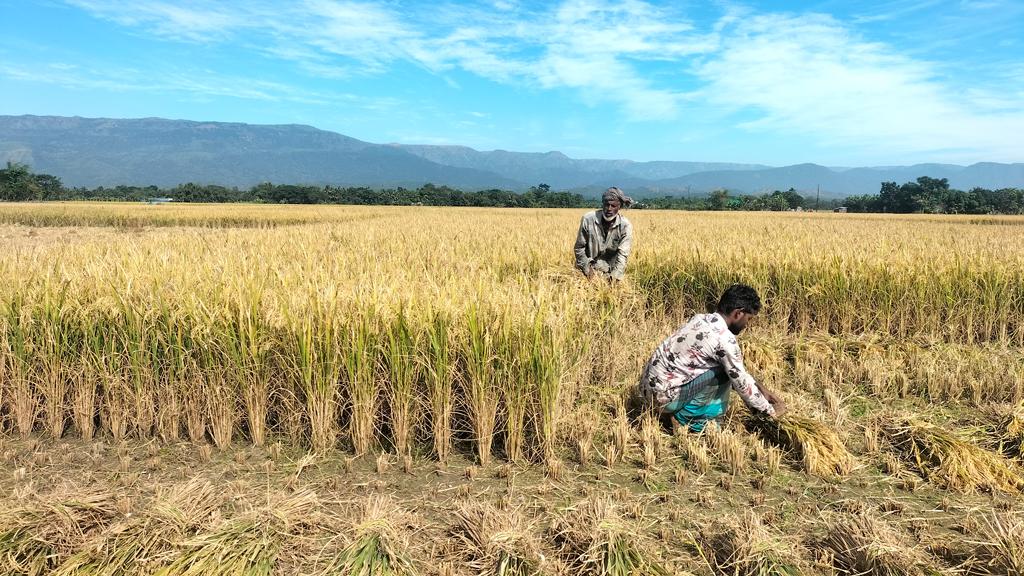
left=708, top=189, right=730, bottom=210
left=0, top=162, right=43, bottom=201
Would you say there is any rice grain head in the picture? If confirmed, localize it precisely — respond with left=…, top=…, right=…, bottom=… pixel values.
left=883, top=415, right=1024, bottom=493
left=748, top=414, right=855, bottom=479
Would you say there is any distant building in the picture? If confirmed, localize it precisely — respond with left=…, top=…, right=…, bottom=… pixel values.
left=834, top=206, right=847, bottom=213
left=145, top=197, right=174, bottom=204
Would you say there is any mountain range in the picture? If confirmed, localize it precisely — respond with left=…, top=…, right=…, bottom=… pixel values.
left=2, top=115, right=1022, bottom=198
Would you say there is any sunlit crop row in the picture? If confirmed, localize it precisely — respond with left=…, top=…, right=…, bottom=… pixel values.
left=1, top=203, right=1023, bottom=460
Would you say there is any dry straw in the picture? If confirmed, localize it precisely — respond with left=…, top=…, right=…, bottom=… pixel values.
left=694, top=510, right=804, bottom=576
left=817, top=511, right=941, bottom=576
left=747, top=414, right=855, bottom=479
left=552, top=497, right=668, bottom=576
left=325, top=494, right=416, bottom=576
left=983, top=404, right=1024, bottom=460
left=154, top=488, right=318, bottom=576
left=882, top=415, right=1024, bottom=493
left=451, top=501, right=541, bottom=576
left=54, top=478, right=222, bottom=575
left=0, top=488, right=118, bottom=575
left=815, top=508, right=937, bottom=569
left=964, top=511, right=1024, bottom=575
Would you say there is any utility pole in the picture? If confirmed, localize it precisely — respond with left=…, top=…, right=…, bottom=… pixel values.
left=816, top=184, right=820, bottom=211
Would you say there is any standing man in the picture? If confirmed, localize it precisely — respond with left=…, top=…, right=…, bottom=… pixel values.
left=638, top=284, right=786, bottom=432
left=574, top=187, right=633, bottom=282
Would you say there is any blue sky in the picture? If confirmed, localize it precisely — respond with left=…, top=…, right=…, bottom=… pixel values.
left=1, top=0, right=1022, bottom=166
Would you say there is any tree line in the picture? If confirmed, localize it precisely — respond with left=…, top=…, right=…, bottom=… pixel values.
left=2, top=162, right=1022, bottom=214
left=842, top=176, right=1024, bottom=214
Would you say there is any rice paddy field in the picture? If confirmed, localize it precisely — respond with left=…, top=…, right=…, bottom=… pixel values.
left=1, top=201, right=1023, bottom=575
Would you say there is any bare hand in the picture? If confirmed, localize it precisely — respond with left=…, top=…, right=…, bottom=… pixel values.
left=763, top=390, right=787, bottom=418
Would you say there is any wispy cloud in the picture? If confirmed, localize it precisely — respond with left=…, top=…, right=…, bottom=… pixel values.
left=0, top=60, right=375, bottom=107
left=695, top=12, right=1024, bottom=162
left=63, top=0, right=242, bottom=41
left=62, top=0, right=705, bottom=120
left=38, top=0, right=1024, bottom=161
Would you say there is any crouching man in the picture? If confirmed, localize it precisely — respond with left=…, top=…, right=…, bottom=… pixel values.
left=638, top=284, right=786, bottom=432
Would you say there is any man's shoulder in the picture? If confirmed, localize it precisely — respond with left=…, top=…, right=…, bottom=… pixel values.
left=686, top=313, right=728, bottom=335
left=581, top=210, right=600, bottom=222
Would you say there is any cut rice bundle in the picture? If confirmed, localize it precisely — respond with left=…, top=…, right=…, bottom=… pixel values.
left=0, top=489, right=118, bottom=576
left=451, top=501, right=541, bottom=576
left=747, top=414, right=855, bottom=478
left=54, top=478, right=222, bottom=575
left=325, top=494, right=416, bottom=576
left=883, top=415, right=1024, bottom=493
left=695, top=511, right=804, bottom=576
left=817, top=511, right=940, bottom=576
left=154, top=488, right=319, bottom=576
left=552, top=497, right=668, bottom=576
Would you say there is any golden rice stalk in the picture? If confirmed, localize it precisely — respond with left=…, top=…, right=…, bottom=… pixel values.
left=54, top=478, right=222, bottom=575
left=748, top=414, right=855, bottom=478
left=463, top=305, right=498, bottom=466
left=324, top=495, right=416, bottom=576
left=382, top=308, right=419, bottom=461
left=0, top=489, right=118, bottom=575
left=421, top=310, right=455, bottom=463
left=552, top=497, right=668, bottom=576
left=451, top=501, right=541, bottom=576
left=695, top=510, right=804, bottom=576
left=882, top=415, right=1024, bottom=493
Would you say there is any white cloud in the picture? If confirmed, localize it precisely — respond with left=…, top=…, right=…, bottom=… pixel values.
left=63, top=0, right=704, bottom=120
left=695, top=13, right=1024, bottom=162
left=0, top=61, right=358, bottom=106
left=63, top=0, right=241, bottom=41
left=52, top=0, right=1024, bottom=161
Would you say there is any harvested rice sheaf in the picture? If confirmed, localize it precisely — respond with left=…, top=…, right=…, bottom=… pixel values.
left=53, top=478, right=222, bottom=576
left=154, top=488, right=319, bottom=576
left=747, top=414, right=855, bottom=478
left=451, top=501, right=541, bottom=576
left=325, top=495, right=417, bottom=576
left=817, top=511, right=941, bottom=576
left=0, top=489, right=118, bottom=576
left=552, top=497, right=668, bottom=576
left=695, top=511, right=804, bottom=576
left=882, top=416, right=1024, bottom=493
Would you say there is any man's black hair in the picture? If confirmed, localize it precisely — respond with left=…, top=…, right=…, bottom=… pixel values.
left=716, top=283, right=761, bottom=315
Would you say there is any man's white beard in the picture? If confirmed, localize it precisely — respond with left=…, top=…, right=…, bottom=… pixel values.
left=602, top=213, right=616, bottom=222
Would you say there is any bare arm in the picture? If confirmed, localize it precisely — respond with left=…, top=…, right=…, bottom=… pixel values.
left=717, top=337, right=776, bottom=416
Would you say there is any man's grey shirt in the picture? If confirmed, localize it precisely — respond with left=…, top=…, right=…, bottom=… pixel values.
left=573, top=210, right=633, bottom=280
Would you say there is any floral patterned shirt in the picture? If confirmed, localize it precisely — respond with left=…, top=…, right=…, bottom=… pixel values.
left=640, top=312, right=775, bottom=416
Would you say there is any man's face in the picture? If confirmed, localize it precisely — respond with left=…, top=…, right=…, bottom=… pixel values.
left=725, top=309, right=756, bottom=335
left=602, top=198, right=621, bottom=220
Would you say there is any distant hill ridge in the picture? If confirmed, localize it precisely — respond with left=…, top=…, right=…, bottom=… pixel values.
left=2, top=115, right=1022, bottom=197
